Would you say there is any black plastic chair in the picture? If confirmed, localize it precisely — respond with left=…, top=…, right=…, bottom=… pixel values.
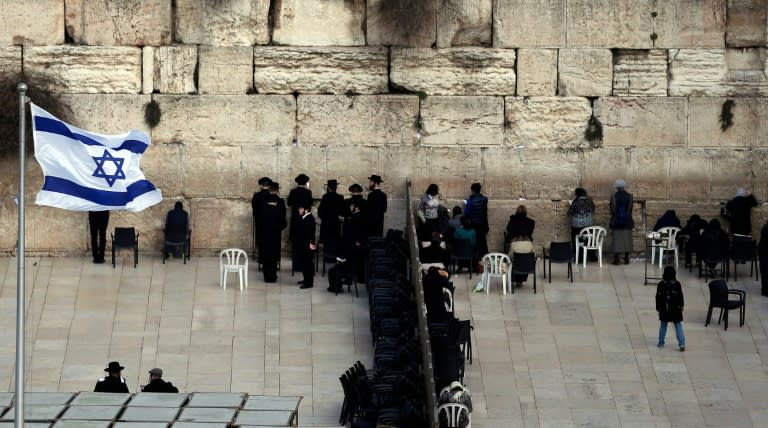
left=112, top=227, right=138, bottom=268
left=163, top=228, right=191, bottom=264
left=731, top=236, right=758, bottom=282
left=450, top=238, right=475, bottom=279
left=456, top=319, right=473, bottom=365
left=512, top=252, right=538, bottom=293
left=705, top=279, right=745, bottom=330
left=543, top=242, right=573, bottom=283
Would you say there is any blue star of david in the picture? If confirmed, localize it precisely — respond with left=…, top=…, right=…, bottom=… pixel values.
left=92, top=149, right=126, bottom=187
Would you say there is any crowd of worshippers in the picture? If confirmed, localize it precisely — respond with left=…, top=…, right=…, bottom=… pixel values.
left=94, top=361, right=178, bottom=393
left=251, top=174, right=387, bottom=292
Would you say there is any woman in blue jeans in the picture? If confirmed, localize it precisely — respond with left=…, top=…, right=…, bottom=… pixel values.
left=656, top=266, right=686, bottom=351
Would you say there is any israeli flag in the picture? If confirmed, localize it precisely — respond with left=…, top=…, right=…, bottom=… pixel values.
left=31, top=103, right=162, bottom=212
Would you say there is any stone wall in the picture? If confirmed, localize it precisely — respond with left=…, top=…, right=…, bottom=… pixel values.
left=0, top=0, right=766, bottom=256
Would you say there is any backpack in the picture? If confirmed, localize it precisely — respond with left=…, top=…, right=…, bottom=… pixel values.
left=612, top=200, right=630, bottom=228
left=656, top=281, right=677, bottom=313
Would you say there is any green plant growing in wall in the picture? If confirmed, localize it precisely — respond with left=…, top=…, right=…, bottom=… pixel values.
left=719, top=99, right=735, bottom=132
left=585, top=115, right=603, bottom=145
left=144, top=99, right=161, bottom=128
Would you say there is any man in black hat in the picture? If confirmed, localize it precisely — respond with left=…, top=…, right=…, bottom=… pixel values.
left=345, top=183, right=367, bottom=221
left=251, top=177, right=273, bottom=261
left=141, top=368, right=179, bottom=393
left=94, top=361, right=130, bottom=393
left=259, top=192, right=287, bottom=283
left=288, top=174, right=313, bottom=274
left=318, top=179, right=345, bottom=260
left=367, top=175, right=387, bottom=237
left=296, top=203, right=317, bottom=289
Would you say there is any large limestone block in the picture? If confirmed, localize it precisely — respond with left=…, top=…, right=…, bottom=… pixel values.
left=420, top=96, right=504, bottom=147
left=56, top=94, right=151, bottom=134
left=420, top=147, right=485, bottom=197
left=505, top=97, right=592, bottom=150
left=493, top=0, right=566, bottom=48
left=436, top=0, right=492, bottom=47
left=689, top=98, right=768, bottom=147
left=325, top=147, right=379, bottom=192
left=274, top=145, right=327, bottom=197
left=24, top=46, right=141, bottom=94
left=64, top=0, right=171, bottom=45
left=628, top=148, right=671, bottom=199
left=516, top=49, right=557, bottom=96
left=199, top=47, right=253, bottom=95
left=183, top=145, right=242, bottom=198
left=612, top=50, right=668, bottom=96
left=254, top=47, right=388, bottom=95
left=558, top=49, right=613, bottom=96
left=670, top=149, right=711, bottom=200
left=191, top=199, right=251, bottom=250
left=476, top=147, right=524, bottom=199
left=154, top=46, right=197, bottom=94
left=390, top=48, right=516, bottom=96
left=565, top=0, right=653, bottom=48
left=272, top=0, right=365, bottom=46
left=241, top=146, right=278, bottom=198
left=0, top=47, right=21, bottom=79
left=367, top=0, right=437, bottom=47
left=581, top=148, right=630, bottom=198
left=708, top=149, right=753, bottom=200
left=518, top=149, right=580, bottom=200
left=26, top=205, right=87, bottom=251
left=140, top=143, right=182, bottom=197
left=378, top=146, right=431, bottom=194
left=594, top=97, right=687, bottom=147
left=174, top=0, right=270, bottom=46
left=669, top=48, right=768, bottom=97
left=152, top=95, right=296, bottom=145
left=726, top=0, right=768, bottom=46
left=655, top=0, right=726, bottom=48
left=297, top=95, right=419, bottom=146
left=0, top=0, right=64, bottom=45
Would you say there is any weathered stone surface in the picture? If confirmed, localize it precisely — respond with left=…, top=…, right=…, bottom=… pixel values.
left=64, top=0, right=171, bottom=45
left=152, top=95, right=296, bottom=145
left=174, top=0, right=270, bottom=46
left=154, top=46, right=197, bottom=94
left=708, top=149, right=753, bottom=200
left=518, top=149, right=580, bottom=200
left=274, top=145, right=327, bottom=198
left=689, top=98, right=768, bottom=147
left=581, top=148, right=631, bottom=198
left=655, top=0, right=726, bottom=48
left=56, top=94, right=151, bottom=134
left=726, top=0, right=768, bottom=46
left=504, top=97, right=592, bottom=150
left=272, top=0, right=365, bottom=46
left=141, top=47, right=154, bottom=95
left=191, top=199, right=251, bottom=250
left=493, top=0, right=565, bottom=48
left=183, top=145, right=242, bottom=198
left=367, top=0, right=437, bottom=47
left=390, top=48, right=516, bottom=96
left=0, top=47, right=21, bottom=79
left=140, top=143, right=182, bottom=197
left=558, top=49, right=613, bottom=96
left=199, top=47, right=253, bottom=95
left=417, top=147, right=485, bottom=197
left=565, top=0, right=653, bottom=48
left=669, top=48, right=768, bottom=96
left=612, top=50, right=668, bottom=96
left=24, top=46, right=141, bottom=94
left=629, top=148, right=671, bottom=200
left=241, top=146, right=278, bottom=199
left=324, top=147, right=378, bottom=192
left=254, top=47, right=388, bottom=95
left=378, top=146, right=431, bottom=195
left=26, top=205, right=88, bottom=252
left=297, top=95, right=419, bottom=146
left=670, top=149, right=711, bottom=200
left=0, top=0, right=64, bottom=45
left=420, top=96, right=504, bottom=146
left=436, top=0, right=492, bottom=47
left=594, top=97, right=687, bottom=147
left=477, top=147, right=525, bottom=199
left=516, top=49, right=557, bottom=96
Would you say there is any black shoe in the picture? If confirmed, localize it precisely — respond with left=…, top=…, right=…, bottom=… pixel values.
left=297, top=280, right=305, bottom=285
left=300, top=284, right=314, bottom=289
left=95, top=258, right=105, bottom=264
left=327, top=287, right=341, bottom=293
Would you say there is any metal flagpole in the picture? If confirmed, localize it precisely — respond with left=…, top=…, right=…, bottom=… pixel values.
left=16, top=82, right=28, bottom=428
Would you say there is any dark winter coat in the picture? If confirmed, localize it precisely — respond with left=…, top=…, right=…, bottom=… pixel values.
left=656, top=280, right=684, bottom=323
left=94, top=376, right=129, bottom=393
left=725, top=194, right=758, bottom=236
left=609, top=190, right=634, bottom=230
left=259, top=200, right=288, bottom=263
left=287, top=186, right=313, bottom=241
left=506, top=214, right=535, bottom=241
left=464, top=193, right=489, bottom=234
left=142, top=378, right=179, bottom=393
left=318, top=191, right=344, bottom=243
left=366, top=188, right=388, bottom=237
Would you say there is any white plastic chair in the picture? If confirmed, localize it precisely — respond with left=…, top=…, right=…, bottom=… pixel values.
left=219, top=248, right=248, bottom=290
left=575, top=226, right=607, bottom=268
left=651, top=226, right=681, bottom=269
left=481, top=253, right=511, bottom=295
left=438, top=402, right=471, bottom=428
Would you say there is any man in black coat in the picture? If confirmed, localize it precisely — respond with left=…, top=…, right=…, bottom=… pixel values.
left=725, top=188, right=758, bottom=236
left=296, top=203, right=317, bottom=289
left=251, top=177, right=273, bottom=261
left=366, top=175, right=387, bottom=238
left=287, top=174, right=313, bottom=272
left=318, top=179, right=345, bottom=258
left=345, top=183, right=367, bottom=221
left=259, top=192, right=287, bottom=283
left=88, top=210, right=109, bottom=264
left=141, top=368, right=179, bottom=393
left=165, top=201, right=189, bottom=258
left=94, top=361, right=129, bottom=393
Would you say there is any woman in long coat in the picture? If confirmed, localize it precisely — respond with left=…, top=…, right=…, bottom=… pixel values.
left=610, top=179, right=634, bottom=265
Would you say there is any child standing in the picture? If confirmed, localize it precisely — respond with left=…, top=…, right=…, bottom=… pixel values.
left=656, top=266, right=686, bottom=351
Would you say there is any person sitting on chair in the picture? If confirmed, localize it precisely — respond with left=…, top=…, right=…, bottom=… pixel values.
left=506, top=205, right=535, bottom=287
left=700, top=218, right=729, bottom=272
left=165, top=201, right=189, bottom=258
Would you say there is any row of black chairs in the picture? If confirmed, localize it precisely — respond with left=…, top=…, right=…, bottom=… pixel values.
left=690, top=235, right=759, bottom=282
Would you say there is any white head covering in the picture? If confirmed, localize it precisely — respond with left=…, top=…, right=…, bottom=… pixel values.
left=614, top=179, right=626, bottom=189
left=736, top=188, right=747, bottom=197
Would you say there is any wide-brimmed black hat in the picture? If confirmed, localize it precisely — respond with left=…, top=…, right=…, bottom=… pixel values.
left=327, top=179, right=338, bottom=189
left=349, top=183, right=363, bottom=193
left=258, top=177, right=272, bottom=186
left=368, top=175, right=383, bottom=184
left=295, top=174, right=310, bottom=185
left=105, top=361, right=125, bottom=372
left=269, top=182, right=280, bottom=190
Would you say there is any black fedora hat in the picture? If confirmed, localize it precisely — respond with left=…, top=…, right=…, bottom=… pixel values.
left=327, top=179, right=338, bottom=188
left=258, top=177, right=273, bottom=186
left=104, top=361, right=125, bottom=372
left=348, top=183, right=363, bottom=193
left=269, top=181, right=280, bottom=190
left=368, top=175, right=383, bottom=184
left=295, top=174, right=310, bottom=185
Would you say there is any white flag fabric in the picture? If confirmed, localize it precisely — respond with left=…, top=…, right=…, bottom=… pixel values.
left=31, top=103, right=162, bottom=212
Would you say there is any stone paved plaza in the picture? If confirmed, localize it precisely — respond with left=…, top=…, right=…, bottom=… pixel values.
left=1, top=254, right=768, bottom=427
